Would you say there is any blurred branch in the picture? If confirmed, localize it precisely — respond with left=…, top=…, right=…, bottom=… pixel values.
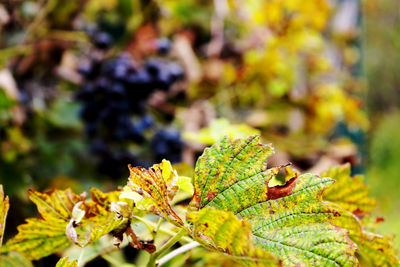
left=0, top=45, right=33, bottom=68
left=47, top=30, right=90, bottom=43
left=207, top=0, right=229, bottom=57
left=25, top=0, right=59, bottom=41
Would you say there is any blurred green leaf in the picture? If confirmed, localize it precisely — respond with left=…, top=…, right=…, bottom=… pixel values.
left=45, top=100, right=81, bottom=129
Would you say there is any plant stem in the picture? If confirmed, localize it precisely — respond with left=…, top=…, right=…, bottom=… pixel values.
left=157, top=241, right=200, bottom=267
left=138, top=217, right=193, bottom=243
left=77, top=247, right=85, bottom=267
left=146, top=228, right=187, bottom=267
left=152, top=218, right=163, bottom=240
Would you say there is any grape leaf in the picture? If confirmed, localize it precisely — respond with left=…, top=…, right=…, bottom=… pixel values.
left=189, top=136, right=358, bottom=266
left=3, top=188, right=129, bottom=260
left=322, top=164, right=376, bottom=216
left=56, top=257, right=78, bottom=267
left=3, top=189, right=81, bottom=260
left=66, top=189, right=129, bottom=247
left=0, top=185, right=9, bottom=247
left=187, top=207, right=279, bottom=266
left=357, top=230, right=399, bottom=266
left=322, top=165, right=400, bottom=266
left=120, top=158, right=277, bottom=264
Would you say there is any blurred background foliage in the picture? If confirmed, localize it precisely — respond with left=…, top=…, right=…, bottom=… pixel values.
left=364, top=0, right=400, bottom=251
left=0, top=0, right=399, bottom=265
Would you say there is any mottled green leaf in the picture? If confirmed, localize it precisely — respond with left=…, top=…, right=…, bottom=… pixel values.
left=189, top=135, right=276, bottom=212
left=189, top=136, right=358, bottom=266
left=56, top=257, right=78, bottom=267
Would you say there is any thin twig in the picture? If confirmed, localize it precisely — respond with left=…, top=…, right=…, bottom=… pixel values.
left=147, top=228, right=187, bottom=267
left=156, top=241, right=200, bottom=267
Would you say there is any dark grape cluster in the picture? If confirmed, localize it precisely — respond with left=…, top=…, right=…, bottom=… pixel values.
left=76, top=46, right=185, bottom=178
left=151, top=129, right=183, bottom=163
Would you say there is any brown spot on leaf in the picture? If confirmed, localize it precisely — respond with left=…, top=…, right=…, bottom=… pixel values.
left=206, top=191, right=217, bottom=201
left=267, top=175, right=298, bottom=200
left=333, top=211, right=340, bottom=217
left=376, top=217, right=385, bottom=223
left=353, top=208, right=365, bottom=219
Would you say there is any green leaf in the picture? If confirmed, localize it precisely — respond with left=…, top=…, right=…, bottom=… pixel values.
left=0, top=251, right=33, bottom=267
left=45, top=100, right=81, bottom=129
left=0, top=90, right=16, bottom=111
left=0, top=185, right=9, bottom=247
left=322, top=164, right=376, bottom=216
left=189, top=135, right=275, bottom=211
left=189, top=136, right=358, bottom=266
left=56, top=257, right=78, bottom=267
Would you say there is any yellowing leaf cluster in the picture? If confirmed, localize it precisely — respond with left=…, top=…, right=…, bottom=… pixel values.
left=0, top=137, right=399, bottom=266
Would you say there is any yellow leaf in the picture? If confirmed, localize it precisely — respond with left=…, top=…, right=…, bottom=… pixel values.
left=56, top=257, right=78, bottom=267
left=0, top=185, right=9, bottom=247
left=3, top=189, right=83, bottom=260
left=4, top=217, right=71, bottom=260
left=322, top=165, right=400, bottom=266
left=3, top=188, right=129, bottom=259
left=122, top=163, right=185, bottom=227
left=0, top=251, right=33, bottom=267
left=66, top=189, right=129, bottom=247
left=176, top=176, right=194, bottom=195
left=183, top=118, right=260, bottom=145
left=187, top=208, right=279, bottom=266
left=322, top=163, right=376, bottom=216
left=28, top=188, right=85, bottom=223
